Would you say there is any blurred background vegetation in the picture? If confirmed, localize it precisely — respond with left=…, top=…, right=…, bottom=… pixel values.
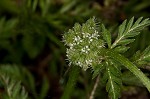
left=0, top=0, right=150, bottom=99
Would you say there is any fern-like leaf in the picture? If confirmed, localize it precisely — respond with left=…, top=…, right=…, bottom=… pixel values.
left=132, top=45, right=150, bottom=65
left=105, top=60, right=122, bottom=99
left=111, top=17, right=150, bottom=49
left=113, top=46, right=130, bottom=53
left=0, top=74, right=28, bottom=99
left=140, top=45, right=150, bottom=62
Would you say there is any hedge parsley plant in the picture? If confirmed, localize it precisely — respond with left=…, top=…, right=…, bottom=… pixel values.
left=62, top=17, right=150, bottom=99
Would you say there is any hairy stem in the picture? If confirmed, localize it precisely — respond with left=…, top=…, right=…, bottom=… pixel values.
left=61, top=66, right=80, bottom=99
left=89, top=75, right=100, bottom=99
left=106, top=49, right=150, bottom=92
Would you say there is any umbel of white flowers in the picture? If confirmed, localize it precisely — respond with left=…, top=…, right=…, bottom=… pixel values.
left=63, top=17, right=105, bottom=70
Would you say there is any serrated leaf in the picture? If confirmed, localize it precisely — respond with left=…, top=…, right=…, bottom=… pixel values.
left=107, top=49, right=150, bottom=92
left=117, top=39, right=135, bottom=45
left=141, top=18, right=150, bottom=24
left=114, top=46, right=129, bottom=53
left=12, top=82, right=21, bottom=97
left=118, top=20, right=127, bottom=38
left=20, top=87, right=28, bottom=99
left=124, top=17, right=134, bottom=33
left=124, top=32, right=140, bottom=38
left=132, top=17, right=143, bottom=28
left=140, top=45, right=150, bottom=62
left=0, top=73, right=28, bottom=99
left=133, top=45, right=150, bottom=65
left=101, top=24, right=111, bottom=48
left=131, top=50, right=141, bottom=62
left=101, top=69, right=108, bottom=85
left=105, top=60, right=122, bottom=99
left=111, top=17, right=150, bottom=49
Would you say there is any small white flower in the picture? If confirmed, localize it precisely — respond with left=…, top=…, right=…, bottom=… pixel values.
left=81, top=48, right=86, bottom=53
left=89, top=39, right=93, bottom=42
left=69, top=43, right=73, bottom=47
left=80, top=40, right=83, bottom=42
left=85, top=59, right=93, bottom=65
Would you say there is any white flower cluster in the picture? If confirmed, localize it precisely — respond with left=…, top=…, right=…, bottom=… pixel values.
left=63, top=17, right=105, bottom=70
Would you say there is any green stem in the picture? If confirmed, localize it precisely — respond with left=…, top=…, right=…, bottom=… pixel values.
left=61, top=66, right=80, bottom=99
left=106, top=49, right=150, bottom=92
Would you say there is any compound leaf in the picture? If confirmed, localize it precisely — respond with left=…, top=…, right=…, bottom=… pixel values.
left=133, top=45, right=150, bottom=65
left=0, top=74, right=28, bottom=99
left=105, top=60, right=122, bottom=99
left=111, top=17, right=150, bottom=49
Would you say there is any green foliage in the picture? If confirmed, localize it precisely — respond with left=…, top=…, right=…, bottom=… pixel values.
left=100, top=60, right=122, bottom=99
left=61, top=66, right=80, bottom=99
left=107, top=49, right=150, bottom=92
left=0, top=0, right=150, bottom=99
left=0, top=73, right=28, bottom=99
left=111, top=17, right=150, bottom=49
left=0, top=64, right=50, bottom=99
left=132, top=45, right=150, bottom=65
left=0, top=65, right=29, bottom=99
left=105, top=60, right=122, bottom=99
left=1, top=0, right=98, bottom=98
left=63, top=16, right=150, bottom=99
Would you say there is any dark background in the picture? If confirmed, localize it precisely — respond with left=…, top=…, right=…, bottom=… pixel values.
left=0, top=0, right=150, bottom=99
